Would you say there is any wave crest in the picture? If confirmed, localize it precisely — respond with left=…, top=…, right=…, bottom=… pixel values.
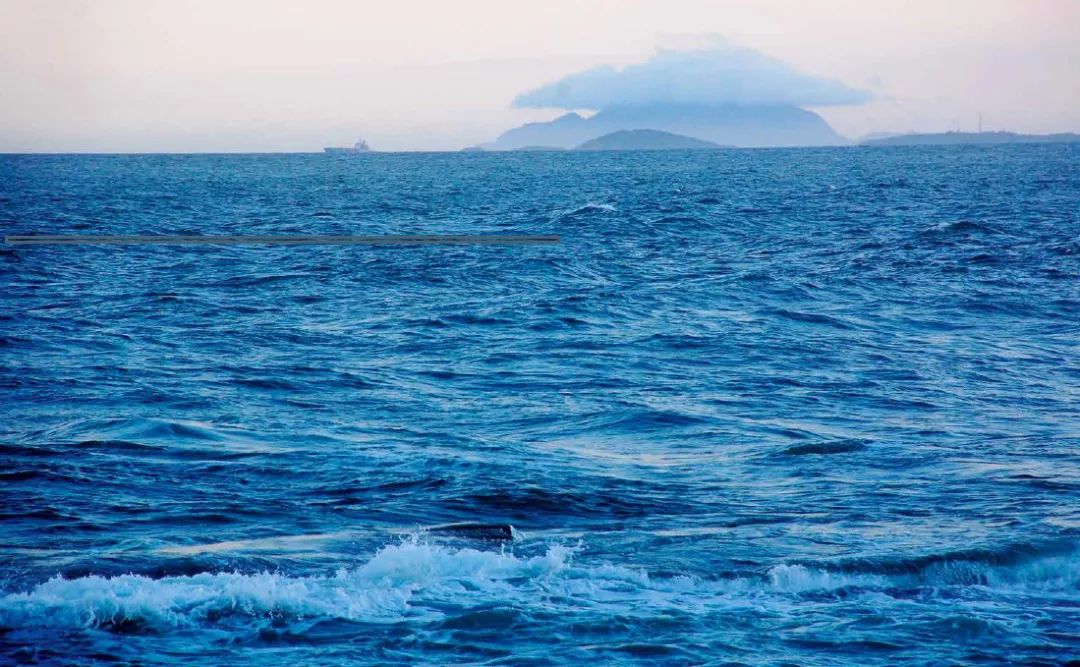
left=0, top=540, right=584, bottom=629
left=3, top=539, right=1078, bottom=631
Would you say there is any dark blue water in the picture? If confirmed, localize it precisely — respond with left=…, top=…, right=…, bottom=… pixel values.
left=2, top=146, right=1078, bottom=666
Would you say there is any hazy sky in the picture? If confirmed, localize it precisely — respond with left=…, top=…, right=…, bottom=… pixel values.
left=1, top=0, right=1077, bottom=152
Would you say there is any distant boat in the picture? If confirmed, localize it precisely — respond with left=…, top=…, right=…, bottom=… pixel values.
left=323, top=139, right=371, bottom=154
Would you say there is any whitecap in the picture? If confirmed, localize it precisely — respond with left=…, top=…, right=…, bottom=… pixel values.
left=4, top=538, right=1078, bottom=631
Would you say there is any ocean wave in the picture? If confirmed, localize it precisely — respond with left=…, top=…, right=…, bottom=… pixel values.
left=781, top=439, right=870, bottom=456
left=920, top=220, right=1003, bottom=236
left=3, top=538, right=1077, bottom=632
left=561, top=202, right=617, bottom=217
left=0, top=540, right=581, bottom=629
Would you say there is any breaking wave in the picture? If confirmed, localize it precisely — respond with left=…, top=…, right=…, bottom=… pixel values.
left=562, top=202, right=617, bottom=217
left=3, top=538, right=1078, bottom=631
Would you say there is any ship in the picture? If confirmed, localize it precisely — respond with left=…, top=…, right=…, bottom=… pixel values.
left=323, top=139, right=371, bottom=154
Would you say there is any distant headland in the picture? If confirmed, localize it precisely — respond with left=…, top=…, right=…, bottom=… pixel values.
left=862, top=131, right=1080, bottom=147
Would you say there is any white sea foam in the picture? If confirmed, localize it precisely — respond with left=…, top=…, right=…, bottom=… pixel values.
left=2, top=538, right=1077, bottom=630
left=564, top=202, right=617, bottom=216
left=0, top=540, right=590, bottom=628
left=765, top=564, right=889, bottom=592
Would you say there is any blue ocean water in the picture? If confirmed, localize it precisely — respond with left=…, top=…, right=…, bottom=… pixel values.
left=1, top=146, right=1078, bottom=666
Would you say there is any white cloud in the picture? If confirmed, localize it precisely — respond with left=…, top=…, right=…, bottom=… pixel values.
left=514, top=38, right=872, bottom=110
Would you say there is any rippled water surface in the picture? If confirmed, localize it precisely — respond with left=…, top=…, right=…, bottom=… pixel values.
left=2, top=147, right=1079, bottom=665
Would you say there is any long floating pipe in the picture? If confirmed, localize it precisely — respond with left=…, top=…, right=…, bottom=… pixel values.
left=5, top=234, right=560, bottom=246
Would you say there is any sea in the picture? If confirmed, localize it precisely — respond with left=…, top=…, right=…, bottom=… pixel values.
left=1, top=145, right=1078, bottom=666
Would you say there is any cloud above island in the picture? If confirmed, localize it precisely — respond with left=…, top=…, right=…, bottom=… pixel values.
left=514, top=39, right=873, bottom=111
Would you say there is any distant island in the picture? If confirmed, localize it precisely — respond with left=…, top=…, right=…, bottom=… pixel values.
left=863, top=131, right=1080, bottom=147
left=574, top=129, right=729, bottom=151
left=488, top=104, right=846, bottom=150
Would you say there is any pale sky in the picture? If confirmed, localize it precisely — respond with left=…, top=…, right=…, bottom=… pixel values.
left=1, top=0, right=1077, bottom=152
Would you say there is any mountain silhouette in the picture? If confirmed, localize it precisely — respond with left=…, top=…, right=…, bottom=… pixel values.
left=574, top=129, right=728, bottom=151
left=491, top=104, right=846, bottom=150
